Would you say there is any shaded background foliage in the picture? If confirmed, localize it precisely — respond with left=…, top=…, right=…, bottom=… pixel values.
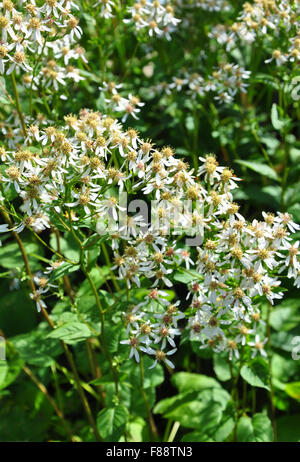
left=0, top=0, right=300, bottom=442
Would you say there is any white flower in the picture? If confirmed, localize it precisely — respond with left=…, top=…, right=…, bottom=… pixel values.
left=248, top=334, right=268, bottom=358
left=148, top=347, right=177, bottom=369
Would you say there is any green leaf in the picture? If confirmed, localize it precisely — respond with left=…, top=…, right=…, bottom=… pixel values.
left=233, top=184, right=281, bottom=208
left=120, top=355, right=164, bottom=389
left=235, top=160, right=279, bottom=182
left=0, top=382, right=53, bottom=441
left=269, top=299, right=300, bottom=331
left=50, top=233, right=80, bottom=262
left=260, top=136, right=280, bottom=151
left=103, top=322, right=127, bottom=354
left=0, top=241, right=42, bottom=270
left=271, top=103, right=285, bottom=131
left=271, top=353, right=298, bottom=384
left=167, top=399, right=223, bottom=432
left=181, top=432, right=214, bottom=442
left=173, top=270, right=200, bottom=284
left=285, top=382, right=300, bottom=401
left=11, top=326, right=62, bottom=366
left=240, top=358, right=270, bottom=390
left=154, top=387, right=229, bottom=432
left=290, top=148, right=300, bottom=163
left=78, top=267, right=109, bottom=296
left=237, top=414, right=273, bottom=442
left=97, top=405, right=128, bottom=442
left=153, top=391, right=199, bottom=416
left=171, top=372, right=221, bottom=392
left=77, top=295, right=101, bottom=328
left=288, top=203, right=300, bottom=223
left=48, top=262, right=80, bottom=283
left=0, top=356, right=24, bottom=390
left=121, top=417, right=148, bottom=443
left=214, top=410, right=235, bottom=442
left=47, top=321, right=93, bottom=344
left=213, top=354, right=231, bottom=382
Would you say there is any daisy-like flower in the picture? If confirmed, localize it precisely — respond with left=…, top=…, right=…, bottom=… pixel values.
left=265, top=50, right=288, bottom=66
left=30, top=288, right=48, bottom=312
left=152, top=323, right=181, bottom=349
left=234, top=323, right=254, bottom=346
left=154, top=301, right=185, bottom=328
left=275, top=212, right=300, bottom=233
left=225, top=339, right=240, bottom=360
left=7, top=48, right=32, bottom=75
left=169, top=77, right=188, bottom=92
left=94, top=0, right=116, bottom=18
left=248, top=334, right=268, bottom=358
left=148, top=347, right=177, bottom=370
left=120, top=335, right=150, bottom=363
left=41, top=0, right=66, bottom=18
left=67, top=16, right=83, bottom=40
left=25, top=17, right=51, bottom=46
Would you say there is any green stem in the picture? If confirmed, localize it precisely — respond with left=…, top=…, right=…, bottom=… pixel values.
left=23, top=364, right=76, bottom=442
left=167, top=421, right=180, bottom=443
left=68, top=217, right=119, bottom=398
left=1, top=207, right=101, bottom=442
left=266, top=302, right=277, bottom=442
left=139, top=355, right=159, bottom=441
left=163, top=419, right=172, bottom=442
left=10, top=72, right=27, bottom=136
left=101, top=243, right=120, bottom=291
left=83, top=265, right=119, bottom=398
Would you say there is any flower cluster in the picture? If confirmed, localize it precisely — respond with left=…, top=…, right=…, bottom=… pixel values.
left=99, top=81, right=145, bottom=122
left=123, top=0, right=181, bottom=40
left=191, top=0, right=231, bottom=13
left=0, top=0, right=85, bottom=95
left=0, top=110, right=299, bottom=368
left=152, top=62, right=251, bottom=104
left=208, top=0, right=300, bottom=66
left=94, top=0, right=116, bottom=19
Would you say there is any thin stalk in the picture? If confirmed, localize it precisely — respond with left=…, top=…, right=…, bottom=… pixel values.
left=1, top=208, right=101, bottom=442
left=10, top=72, right=27, bottom=136
left=33, top=231, right=77, bottom=264
left=86, top=338, right=106, bottom=405
left=23, top=365, right=76, bottom=442
left=167, top=421, right=180, bottom=443
left=242, top=379, right=247, bottom=415
left=266, top=302, right=277, bottom=442
left=68, top=217, right=119, bottom=398
left=139, top=355, right=159, bottom=441
left=101, top=243, right=120, bottom=291
left=230, top=360, right=240, bottom=442
left=163, top=419, right=172, bottom=442
left=51, top=363, right=64, bottom=413
left=83, top=265, right=119, bottom=398
left=61, top=343, right=102, bottom=440
left=2, top=331, right=75, bottom=441
left=55, top=228, right=102, bottom=403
